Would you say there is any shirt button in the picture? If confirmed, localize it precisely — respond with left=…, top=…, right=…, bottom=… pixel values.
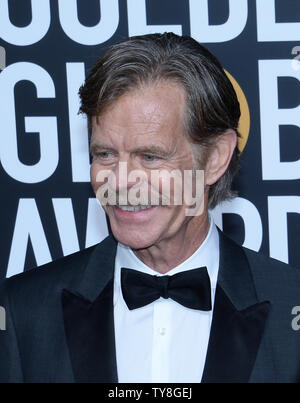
left=159, top=327, right=166, bottom=335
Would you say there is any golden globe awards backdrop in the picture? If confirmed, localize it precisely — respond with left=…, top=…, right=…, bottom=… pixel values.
left=0, top=0, right=299, bottom=278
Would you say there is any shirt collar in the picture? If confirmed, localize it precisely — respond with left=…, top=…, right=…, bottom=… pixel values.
left=114, top=217, right=220, bottom=306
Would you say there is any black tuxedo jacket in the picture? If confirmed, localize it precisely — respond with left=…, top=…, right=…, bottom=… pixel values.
left=1, top=231, right=300, bottom=383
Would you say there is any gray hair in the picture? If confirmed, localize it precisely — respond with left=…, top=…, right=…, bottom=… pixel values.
left=79, top=33, right=241, bottom=209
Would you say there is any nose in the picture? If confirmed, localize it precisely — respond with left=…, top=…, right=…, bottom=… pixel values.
left=113, top=159, right=142, bottom=193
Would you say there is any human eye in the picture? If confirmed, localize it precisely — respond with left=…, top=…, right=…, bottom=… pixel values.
left=98, top=151, right=112, bottom=159
left=143, top=154, right=157, bottom=162
left=91, top=149, right=116, bottom=164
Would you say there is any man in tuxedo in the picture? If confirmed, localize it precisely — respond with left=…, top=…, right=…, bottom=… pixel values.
left=1, top=33, right=300, bottom=383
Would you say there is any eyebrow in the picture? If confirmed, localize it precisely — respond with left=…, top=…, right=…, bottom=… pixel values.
left=132, top=146, right=174, bottom=158
left=90, top=143, right=174, bottom=158
left=89, top=142, right=116, bottom=154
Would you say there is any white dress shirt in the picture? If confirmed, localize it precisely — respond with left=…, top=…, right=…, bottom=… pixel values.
left=113, top=218, right=219, bottom=383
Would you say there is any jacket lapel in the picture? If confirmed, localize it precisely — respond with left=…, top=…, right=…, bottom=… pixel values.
left=201, top=230, right=271, bottom=383
left=61, top=235, right=118, bottom=383
left=61, top=230, right=271, bottom=383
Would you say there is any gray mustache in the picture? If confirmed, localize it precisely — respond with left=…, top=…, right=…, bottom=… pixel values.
left=96, top=184, right=170, bottom=206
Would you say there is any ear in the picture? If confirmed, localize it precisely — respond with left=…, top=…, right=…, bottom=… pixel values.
left=205, top=130, right=237, bottom=186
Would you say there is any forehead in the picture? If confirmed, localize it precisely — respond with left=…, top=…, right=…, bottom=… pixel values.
left=91, top=82, right=188, bottom=148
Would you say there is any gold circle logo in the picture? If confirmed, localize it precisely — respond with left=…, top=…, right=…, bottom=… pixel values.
left=225, top=70, right=250, bottom=153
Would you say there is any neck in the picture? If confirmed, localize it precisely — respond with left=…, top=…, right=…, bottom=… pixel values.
left=132, top=212, right=210, bottom=274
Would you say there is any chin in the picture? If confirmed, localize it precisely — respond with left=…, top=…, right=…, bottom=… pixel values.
left=110, top=226, right=157, bottom=250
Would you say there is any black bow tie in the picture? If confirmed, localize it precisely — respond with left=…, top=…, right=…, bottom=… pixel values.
left=121, top=267, right=212, bottom=311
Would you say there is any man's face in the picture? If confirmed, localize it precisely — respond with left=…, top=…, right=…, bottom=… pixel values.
left=90, top=82, right=206, bottom=250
